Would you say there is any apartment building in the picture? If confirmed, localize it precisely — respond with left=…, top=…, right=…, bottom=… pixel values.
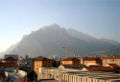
left=0, top=57, right=18, bottom=68
left=61, top=57, right=80, bottom=65
left=38, top=67, right=120, bottom=82
left=101, top=56, right=120, bottom=67
left=59, top=57, right=84, bottom=69
left=33, top=56, right=52, bottom=74
left=82, top=57, right=102, bottom=66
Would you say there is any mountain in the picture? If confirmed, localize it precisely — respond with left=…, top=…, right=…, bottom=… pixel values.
left=89, top=45, right=120, bottom=56
left=104, top=45, right=120, bottom=56
left=4, top=24, right=120, bottom=57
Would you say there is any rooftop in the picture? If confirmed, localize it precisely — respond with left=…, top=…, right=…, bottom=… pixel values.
left=102, top=56, right=120, bottom=59
left=33, top=56, right=51, bottom=61
left=83, top=57, right=100, bottom=61
left=62, top=57, right=80, bottom=61
left=86, top=66, right=114, bottom=72
left=4, top=57, right=17, bottom=61
left=41, top=67, right=120, bottom=81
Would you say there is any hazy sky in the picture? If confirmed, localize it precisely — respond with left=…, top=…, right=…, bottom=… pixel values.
left=0, top=0, right=120, bottom=52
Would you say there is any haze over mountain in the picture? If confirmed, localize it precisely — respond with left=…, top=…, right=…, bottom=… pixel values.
left=3, top=24, right=120, bottom=57
left=89, top=45, right=120, bottom=56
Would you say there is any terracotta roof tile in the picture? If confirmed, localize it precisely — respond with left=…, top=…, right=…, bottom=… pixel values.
left=87, top=66, right=114, bottom=72
left=4, top=57, right=17, bottom=61
left=83, top=57, right=100, bottom=61
left=33, top=56, right=51, bottom=61
left=109, top=64, right=120, bottom=68
left=62, top=57, right=80, bottom=61
left=0, top=63, right=18, bottom=68
left=102, top=57, right=120, bottom=59
left=62, top=64, right=86, bottom=69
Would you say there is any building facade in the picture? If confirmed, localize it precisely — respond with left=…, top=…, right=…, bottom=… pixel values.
left=38, top=67, right=120, bottom=82
left=80, top=57, right=102, bottom=67
left=33, top=56, right=52, bottom=74
left=62, top=57, right=80, bottom=65
left=101, top=57, right=120, bottom=67
left=0, top=57, right=18, bottom=68
left=4, top=54, right=19, bottom=60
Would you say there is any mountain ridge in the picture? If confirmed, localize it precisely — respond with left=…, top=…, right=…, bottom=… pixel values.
left=2, top=24, right=120, bottom=57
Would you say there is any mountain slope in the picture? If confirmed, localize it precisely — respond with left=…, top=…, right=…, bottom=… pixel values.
left=104, top=45, right=120, bottom=56
left=4, top=24, right=120, bottom=57
left=90, top=45, right=120, bottom=56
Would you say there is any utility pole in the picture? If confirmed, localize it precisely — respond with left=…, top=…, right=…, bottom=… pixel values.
left=62, top=46, right=69, bottom=58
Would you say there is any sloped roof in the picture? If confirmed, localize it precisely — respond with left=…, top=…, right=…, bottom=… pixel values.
left=109, top=64, right=120, bottom=68
left=4, top=57, right=17, bottom=61
left=33, top=56, right=51, bottom=61
left=86, top=66, right=114, bottom=72
left=62, top=57, right=80, bottom=61
left=83, top=57, right=100, bottom=61
left=102, top=56, right=120, bottom=59
left=0, top=63, right=18, bottom=68
left=59, top=64, right=86, bottom=69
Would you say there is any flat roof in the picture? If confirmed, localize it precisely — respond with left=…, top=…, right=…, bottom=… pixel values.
left=40, top=67, right=120, bottom=81
left=64, top=71, right=120, bottom=81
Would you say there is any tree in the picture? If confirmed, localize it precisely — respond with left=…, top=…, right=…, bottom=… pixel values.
left=115, top=67, right=120, bottom=73
left=19, top=66, right=37, bottom=81
left=27, top=70, right=37, bottom=81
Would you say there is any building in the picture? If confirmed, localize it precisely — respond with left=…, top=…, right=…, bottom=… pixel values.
left=4, top=54, right=19, bottom=60
left=81, top=65, right=115, bottom=72
left=59, top=57, right=86, bottom=70
left=33, top=56, right=52, bottom=74
left=101, top=56, right=120, bottom=67
left=0, top=57, right=18, bottom=68
left=61, top=57, right=80, bottom=65
left=38, top=67, right=120, bottom=82
left=2, top=57, right=18, bottom=64
left=19, top=58, right=34, bottom=69
left=82, top=57, right=102, bottom=66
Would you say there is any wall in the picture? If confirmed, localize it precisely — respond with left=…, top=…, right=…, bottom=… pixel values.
left=62, top=61, right=73, bottom=65
left=102, top=59, right=120, bottom=66
left=84, top=61, right=98, bottom=66
left=34, top=61, right=42, bottom=74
